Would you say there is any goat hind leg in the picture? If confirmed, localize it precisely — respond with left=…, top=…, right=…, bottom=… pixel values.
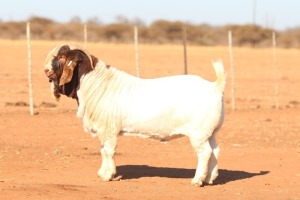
left=190, top=139, right=212, bottom=186
left=204, top=135, right=220, bottom=185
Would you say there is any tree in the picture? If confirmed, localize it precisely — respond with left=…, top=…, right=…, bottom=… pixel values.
left=69, top=16, right=81, bottom=24
left=86, top=17, right=102, bottom=25
left=228, top=24, right=272, bottom=47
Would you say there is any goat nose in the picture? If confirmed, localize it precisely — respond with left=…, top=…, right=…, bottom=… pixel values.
left=44, top=69, right=53, bottom=78
left=44, top=69, right=48, bottom=75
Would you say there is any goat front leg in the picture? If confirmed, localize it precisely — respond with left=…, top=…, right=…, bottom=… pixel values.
left=98, top=138, right=117, bottom=181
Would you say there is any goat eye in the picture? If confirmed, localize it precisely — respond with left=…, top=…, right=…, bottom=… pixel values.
left=51, top=60, right=60, bottom=70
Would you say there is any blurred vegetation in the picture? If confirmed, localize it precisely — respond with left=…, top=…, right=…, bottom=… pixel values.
left=0, top=16, right=300, bottom=48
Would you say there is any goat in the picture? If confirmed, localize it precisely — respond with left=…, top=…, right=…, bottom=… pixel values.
left=43, top=44, right=226, bottom=186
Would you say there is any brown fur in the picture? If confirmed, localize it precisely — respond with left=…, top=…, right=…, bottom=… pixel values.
left=48, top=45, right=98, bottom=102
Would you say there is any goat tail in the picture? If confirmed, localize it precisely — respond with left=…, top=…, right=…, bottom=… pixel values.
left=212, top=59, right=226, bottom=92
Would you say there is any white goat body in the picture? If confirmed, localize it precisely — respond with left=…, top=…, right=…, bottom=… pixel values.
left=77, top=61, right=223, bottom=143
left=44, top=45, right=226, bottom=186
left=76, top=60, right=225, bottom=186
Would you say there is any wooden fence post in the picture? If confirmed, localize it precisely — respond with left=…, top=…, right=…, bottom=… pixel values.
left=182, top=24, right=188, bottom=75
left=27, top=22, right=35, bottom=115
left=228, top=30, right=236, bottom=111
left=84, top=24, right=87, bottom=49
left=134, top=26, right=140, bottom=77
left=272, top=31, right=279, bottom=110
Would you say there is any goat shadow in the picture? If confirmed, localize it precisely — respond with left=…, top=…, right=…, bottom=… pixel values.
left=116, top=165, right=269, bottom=185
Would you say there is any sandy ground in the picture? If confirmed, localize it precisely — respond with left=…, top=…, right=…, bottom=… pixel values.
left=0, top=40, right=299, bottom=200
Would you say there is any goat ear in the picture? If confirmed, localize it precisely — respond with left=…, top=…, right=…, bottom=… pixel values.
left=59, top=60, right=77, bottom=86
left=91, top=55, right=98, bottom=67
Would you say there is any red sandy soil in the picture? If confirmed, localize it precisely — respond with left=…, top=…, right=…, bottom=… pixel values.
left=0, top=41, right=299, bottom=199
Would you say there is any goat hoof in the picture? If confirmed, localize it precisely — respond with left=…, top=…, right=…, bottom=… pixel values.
left=98, top=174, right=113, bottom=182
left=98, top=170, right=114, bottom=181
left=191, top=179, right=204, bottom=187
left=206, top=181, right=214, bottom=185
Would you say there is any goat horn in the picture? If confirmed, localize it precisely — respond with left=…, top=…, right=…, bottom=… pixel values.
left=44, top=44, right=63, bottom=67
left=69, top=45, right=94, bottom=69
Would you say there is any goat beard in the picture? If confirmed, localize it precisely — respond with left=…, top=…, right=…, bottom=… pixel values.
left=51, top=81, right=61, bottom=101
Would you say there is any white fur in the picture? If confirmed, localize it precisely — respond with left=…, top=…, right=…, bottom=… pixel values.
left=76, top=59, right=226, bottom=186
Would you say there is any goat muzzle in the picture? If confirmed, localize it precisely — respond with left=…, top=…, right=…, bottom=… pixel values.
left=44, top=69, right=57, bottom=82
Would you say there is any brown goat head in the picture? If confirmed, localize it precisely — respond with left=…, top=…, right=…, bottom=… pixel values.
left=44, top=44, right=98, bottom=101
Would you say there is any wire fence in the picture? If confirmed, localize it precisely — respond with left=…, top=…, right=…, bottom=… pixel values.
left=24, top=23, right=300, bottom=115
